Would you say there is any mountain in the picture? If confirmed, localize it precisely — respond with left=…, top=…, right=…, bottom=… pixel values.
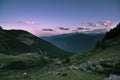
left=71, top=23, right=120, bottom=75
left=41, top=33, right=105, bottom=53
left=0, top=28, right=71, bottom=58
left=84, top=28, right=107, bottom=34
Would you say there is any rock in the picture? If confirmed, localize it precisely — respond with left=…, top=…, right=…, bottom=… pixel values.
left=55, top=72, right=61, bottom=75
left=79, top=64, right=87, bottom=71
left=17, top=37, right=34, bottom=45
left=104, top=77, right=108, bottom=80
left=90, top=66, right=96, bottom=71
left=99, top=58, right=109, bottom=62
left=23, top=72, right=27, bottom=75
left=60, top=68, right=66, bottom=71
left=95, top=64, right=104, bottom=71
left=54, top=58, right=62, bottom=65
left=81, top=67, right=87, bottom=71
left=73, top=66, right=79, bottom=70
left=55, top=61, right=62, bottom=65
left=104, top=74, right=120, bottom=80
left=100, top=58, right=105, bottom=62
left=69, top=65, right=80, bottom=70
left=0, top=64, right=4, bottom=69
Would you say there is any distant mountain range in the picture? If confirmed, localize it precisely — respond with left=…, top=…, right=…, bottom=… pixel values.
left=41, top=33, right=105, bottom=53
left=0, top=27, right=71, bottom=58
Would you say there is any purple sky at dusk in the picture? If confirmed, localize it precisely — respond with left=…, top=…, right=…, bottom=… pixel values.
left=0, top=0, right=120, bottom=36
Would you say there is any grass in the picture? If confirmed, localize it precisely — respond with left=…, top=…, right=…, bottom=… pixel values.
left=0, top=37, right=120, bottom=80
left=0, top=45, right=119, bottom=80
left=71, top=39, right=120, bottom=64
left=31, top=70, right=105, bottom=80
left=0, top=53, right=32, bottom=64
left=0, top=68, right=106, bottom=80
left=87, top=45, right=120, bottom=62
left=0, top=56, right=106, bottom=80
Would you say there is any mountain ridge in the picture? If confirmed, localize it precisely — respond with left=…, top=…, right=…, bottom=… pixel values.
left=0, top=28, right=71, bottom=58
left=41, top=33, right=105, bottom=53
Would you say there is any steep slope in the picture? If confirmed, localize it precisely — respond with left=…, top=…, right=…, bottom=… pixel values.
left=71, top=23, right=120, bottom=75
left=41, top=33, right=104, bottom=53
left=0, top=28, right=71, bottom=58
left=0, top=29, right=33, bottom=55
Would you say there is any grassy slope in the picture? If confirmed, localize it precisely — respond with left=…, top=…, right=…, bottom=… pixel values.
left=30, top=70, right=105, bottom=80
left=0, top=45, right=118, bottom=79
left=0, top=53, right=106, bottom=80
left=0, top=53, right=31, bottom=64
left=0, top=65, right=105, bottom=80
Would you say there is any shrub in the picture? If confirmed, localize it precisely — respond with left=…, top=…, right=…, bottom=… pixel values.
left=5, top=61, right=27, bottom=70
left=61, top=73, right=67, bottom=77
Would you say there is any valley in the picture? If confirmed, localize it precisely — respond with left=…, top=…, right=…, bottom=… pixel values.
left=41, top=32, right=104, bottom=53
left=0, top=23, right=120, bottom=80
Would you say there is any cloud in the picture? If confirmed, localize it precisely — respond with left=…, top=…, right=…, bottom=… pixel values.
left=87, top=20, right=112, bottom=27
left=93, top=24, right=99, bottom=27
left=84, top=28, right=107, bottom=34
left=72, top=30, right=77, bottom=31
left=42, top=29, right=54, bottom=31
left=87, top=21, right=94, bottom=26
left=87, top=21, right=99, bottom=27
left=72, top=30, right=78, bottom=32
left=25, top=21, right=36, bottom=25
left=77, top=27, right=90, bottom=30
left=102, top=20, right=112, bottom=27
left=59, top=27, right=70, bottom=30
left=77, top=27, right=85, bottom=30
left=17, top=20, right=36, bottom=25
left=17, top=20, right=24, bottom=23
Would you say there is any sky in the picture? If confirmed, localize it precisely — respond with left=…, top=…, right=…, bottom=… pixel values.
left=0, top=0, right=120, bottom=36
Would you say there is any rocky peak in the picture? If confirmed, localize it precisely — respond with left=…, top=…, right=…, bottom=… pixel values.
left=0, top=26, right=3, bottom=30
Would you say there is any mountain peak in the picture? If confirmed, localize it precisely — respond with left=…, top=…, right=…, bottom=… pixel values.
left=0, top=28, right=71, bottom=58
left=104, top=23, right=120, bottom=40
left=0, top=26, right=3, bottom=30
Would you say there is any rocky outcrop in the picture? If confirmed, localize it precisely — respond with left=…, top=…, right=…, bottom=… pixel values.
left=104, top=74, right=120, bottom=80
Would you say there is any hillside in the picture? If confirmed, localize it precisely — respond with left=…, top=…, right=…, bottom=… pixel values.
left=41, top=33, right=104, bottom=53
left=30, top=23, right=120, bottom=80
left=71, top=23, right=120, bottom=75
left=0, top=28, right=71, bottom=58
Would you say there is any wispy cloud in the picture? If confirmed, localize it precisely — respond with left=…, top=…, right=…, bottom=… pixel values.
left=87, top=21, right=99, bottom=27
left=72, top=30, right=78, bottom=32
left=77, top=27, right=90, bottom=30
left=42, top=29, right=54, bottom=31
left=102, top=20, right=112, bottom=27
left=17, top=20, right=37, bottom=25
left=93, top=24, right=99, bottom=27
left=59, top=27, right=70, bottom=30
left=87, top=20, right=112, bottom=27
left=84, top=28, right=107, bottom=34
left=25, top=21, right=36, bottom=25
